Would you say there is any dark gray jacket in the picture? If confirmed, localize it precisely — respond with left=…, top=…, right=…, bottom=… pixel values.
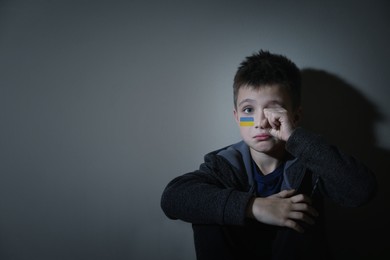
left=161, top=128, right=376, bottom=259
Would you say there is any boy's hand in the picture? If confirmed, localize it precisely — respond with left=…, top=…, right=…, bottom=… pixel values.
left=263, top=108, right=295, bottom=141
left=247, top=189, right=318, bottom=233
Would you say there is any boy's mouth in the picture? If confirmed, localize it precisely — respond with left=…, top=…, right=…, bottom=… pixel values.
left=253, top=134, right=271, bottom=141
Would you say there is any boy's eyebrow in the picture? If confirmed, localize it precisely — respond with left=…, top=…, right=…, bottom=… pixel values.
left=238, top=98, right=256, bottom=107
left=238, top=99, right=284, bottom=107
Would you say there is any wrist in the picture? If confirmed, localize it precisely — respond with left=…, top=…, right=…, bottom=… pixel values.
left=283, top=127, right=296, bottom=141
left=246, top=197, right=256, bottom=219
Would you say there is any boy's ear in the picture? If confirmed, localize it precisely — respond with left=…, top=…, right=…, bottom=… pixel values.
left=233, top=108, right=239, bottom=124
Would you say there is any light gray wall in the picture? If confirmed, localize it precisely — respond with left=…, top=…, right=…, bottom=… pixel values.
left=1, top=1, right=389, bottom=259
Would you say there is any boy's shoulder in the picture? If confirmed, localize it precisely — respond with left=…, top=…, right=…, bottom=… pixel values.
left=204, top=140, right=251, bottom=171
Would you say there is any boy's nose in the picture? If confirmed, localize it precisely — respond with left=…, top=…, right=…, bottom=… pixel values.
left=255, top=111, right=269, bottom=129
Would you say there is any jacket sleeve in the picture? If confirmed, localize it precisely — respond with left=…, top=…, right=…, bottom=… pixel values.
left=160, top=154, right=254, bottom=225
left=286, top=127, right=377, bottom=207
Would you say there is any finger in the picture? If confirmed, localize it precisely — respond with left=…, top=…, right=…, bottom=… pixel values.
left=263, top=108, right=272, bottom=118
left=274, top=189, right=296, bottom=198
left=266, top=114, right=281, bottom=129
left=263, top=110, right=278, bottom=127
left=269, top=119, right=280, bottom=130
left=288, top=212, right=315, bottom=225
left=290, top=194, right=312, bottom=204
left=292, top=203, right=319, bottom=217
left=264, top=107, right=287, bottom=113
left=284, top=219, right=304, bottom=233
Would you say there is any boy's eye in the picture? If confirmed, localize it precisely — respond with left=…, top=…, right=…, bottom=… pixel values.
left=243, top=107, right=253, bottom=114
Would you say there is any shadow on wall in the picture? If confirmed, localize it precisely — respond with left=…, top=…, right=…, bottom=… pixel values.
left=301, top=69, right=389, bottom=259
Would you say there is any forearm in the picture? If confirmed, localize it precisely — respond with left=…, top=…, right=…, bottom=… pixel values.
left=161, top=169, right=253, bottom=225
left=286, top=127, right=377, bottom=206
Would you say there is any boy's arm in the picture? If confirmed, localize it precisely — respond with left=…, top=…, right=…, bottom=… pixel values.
left=160, top=154, right=253, bottom=225
left=286, top=127, right=377, bottom=207
left=162, top=153, right=319, bottom=231
left=262, top=107, right=376, bottom=206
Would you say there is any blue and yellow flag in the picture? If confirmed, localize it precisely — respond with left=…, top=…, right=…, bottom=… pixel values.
left=240, top=117, right=254, bottom=126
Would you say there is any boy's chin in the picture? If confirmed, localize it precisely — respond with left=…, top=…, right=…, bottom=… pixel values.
left=248, top=140, right=285, bottom=154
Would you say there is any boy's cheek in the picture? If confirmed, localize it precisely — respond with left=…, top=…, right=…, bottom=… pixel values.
left=239, top=116, right=255, bottom=127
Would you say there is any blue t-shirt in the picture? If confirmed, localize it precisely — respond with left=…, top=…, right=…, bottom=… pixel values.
left=252, top=160, right=284, bottom=197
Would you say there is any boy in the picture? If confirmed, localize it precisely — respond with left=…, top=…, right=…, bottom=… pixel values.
left=160, top=50, right=376, bottom=259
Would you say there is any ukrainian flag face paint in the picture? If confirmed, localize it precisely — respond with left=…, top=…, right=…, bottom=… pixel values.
left=239, top=117, right=254, bottom=126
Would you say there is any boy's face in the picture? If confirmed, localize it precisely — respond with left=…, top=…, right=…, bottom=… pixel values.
left=233, top=84, right=300, bottom=156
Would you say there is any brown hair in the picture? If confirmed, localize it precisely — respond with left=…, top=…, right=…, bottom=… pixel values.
left=233, top=50, right=301, bottom=109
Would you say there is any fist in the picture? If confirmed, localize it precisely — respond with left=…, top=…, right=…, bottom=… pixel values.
left=263, top=108, right=295, bottom=141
